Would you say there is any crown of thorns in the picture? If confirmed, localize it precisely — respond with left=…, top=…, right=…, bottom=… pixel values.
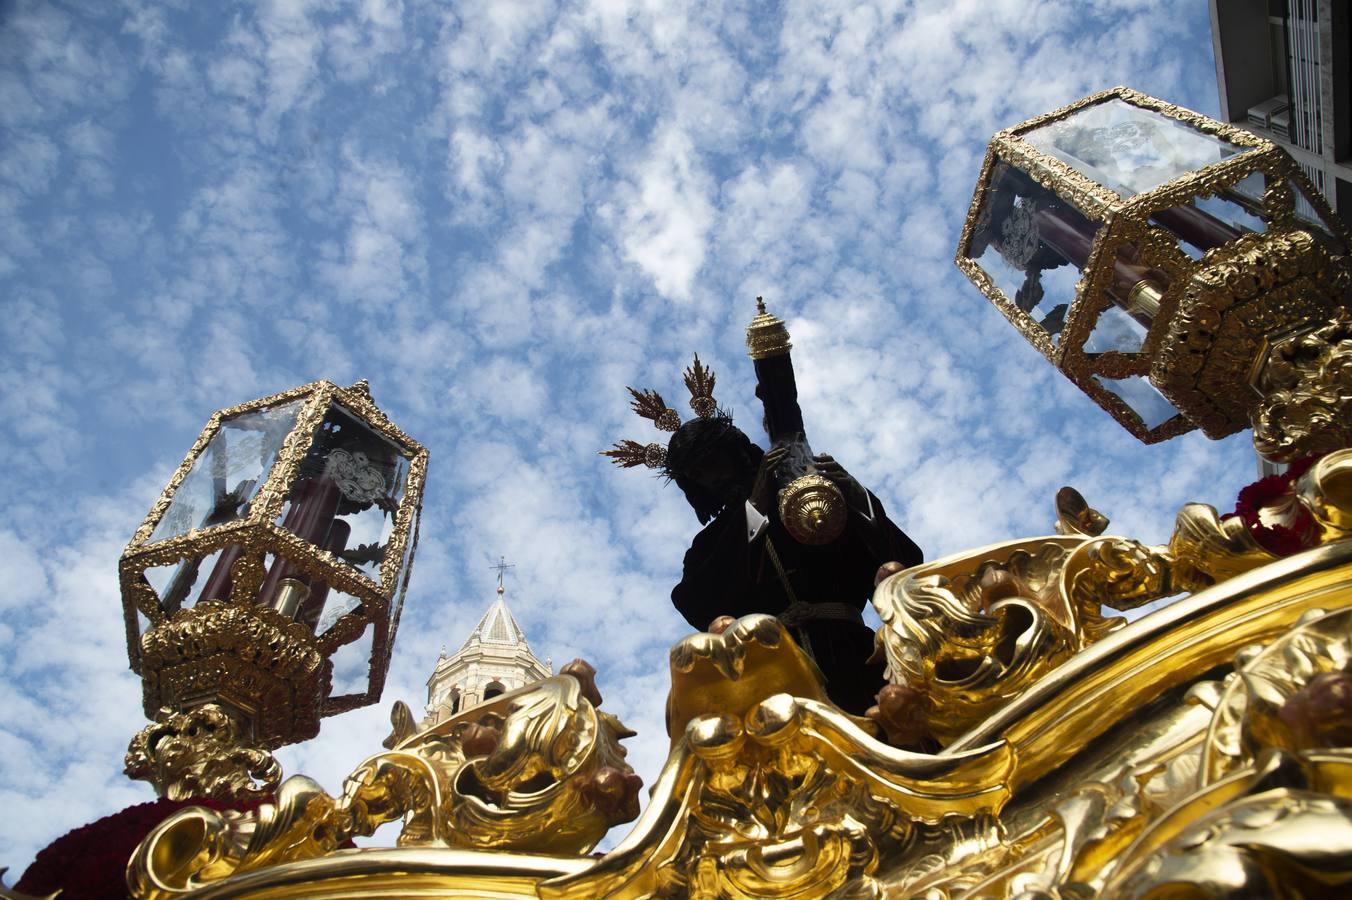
left=600, top=354, right=720, bottom=470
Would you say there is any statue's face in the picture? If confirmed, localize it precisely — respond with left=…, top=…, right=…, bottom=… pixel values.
left=687, top=447, right=748, bottom=504
left=667, top=419, right=760, bottom=521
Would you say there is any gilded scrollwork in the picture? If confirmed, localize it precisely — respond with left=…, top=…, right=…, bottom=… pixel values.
left=1296, top=449, right=1352, bottom=541
left=1061, top=501, right=1277, bottom=637
left=124, top=704, right=282, bottom=802
left=1095, top=607, right=1352, bottom=897
left=1161, top=501, right=1275, bottom=585
left=541, top=616, right=1013, bottom=900
left=1253, top=310, right=1352, bottom=462
left=873, top=540, right=1079, bottom=745
left=901, top=745, right=1207, bottom=900
left=1109, top=782, right=1352, bottom=898
left=1200, top=607, right=1352, bottom=786
left=136, top=599, right=331, bottom=749
left=1153, top=229, right=1350, bottom=440
left=1053, top=487, right=1109, bottom=538
left=871, top=482, right=1298, bottom=752
left=127, top=668, right=638, bottom=898
left=877, top=596, right=1352, bottom=899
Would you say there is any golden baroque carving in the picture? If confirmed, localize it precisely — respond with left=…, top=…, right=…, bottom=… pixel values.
left=1200, top=607, right=1352, bottom=785
left=127, top=668, right=638, bottom=898
left=1062, top=501, right=1275, bottom=632
left=542, top=615, right=1014, bottom=899
left=1297, top=448, right=1352, bottom=542
left=1053, top=486, right=1109, bottom=537
left=1253, top=309, right=1352, bottom=462
left=872, top=486, right=1290, bottom=749
left=137, top=599, right=331, bottom=748
left=125, top=704, right=282, bottom=802
left=873, top=537, right=1084, bottom=746
left=1112, top=780, right=1352, bottom=898
left=885, top=570, right=1352, bottom=898
left=1154, top=228, right=1350, bottom=439
left=1097, top=607, right=1352, bottom=897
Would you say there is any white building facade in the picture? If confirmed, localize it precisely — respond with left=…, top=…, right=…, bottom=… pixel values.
left=1209, top=0, right=1351, bottom=226
left=424, top=584, right=552, bottom=726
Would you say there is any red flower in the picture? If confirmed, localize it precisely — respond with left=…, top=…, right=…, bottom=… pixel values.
left=1230, top=455, right=1321, bottom=557
left=16, top=795, right=269, bottom=900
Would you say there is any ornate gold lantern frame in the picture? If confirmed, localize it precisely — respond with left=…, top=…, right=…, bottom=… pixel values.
left=956, top=86, right=1350, bottom=442
left=119, top=380, right=428, bottom=746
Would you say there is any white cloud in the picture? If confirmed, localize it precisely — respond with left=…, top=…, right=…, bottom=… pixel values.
left=617, top=125, right=714, bottom=303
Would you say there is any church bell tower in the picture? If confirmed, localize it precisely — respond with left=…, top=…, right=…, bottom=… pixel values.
left=423, top=559, right=552, bottom=725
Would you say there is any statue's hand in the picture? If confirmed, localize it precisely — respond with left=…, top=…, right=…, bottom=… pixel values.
left=750, top=445, right=789, bottom=514
left=813, top=453, right=868, bottom=511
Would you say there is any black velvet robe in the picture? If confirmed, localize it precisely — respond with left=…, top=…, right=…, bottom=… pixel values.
left=671, top=491, right=923, bottom=714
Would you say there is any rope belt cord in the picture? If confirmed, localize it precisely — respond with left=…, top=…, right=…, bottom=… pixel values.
left=762, top=535, right=813, bottom=660
left=776, top=601, right=865, bottom=626
left=762, top=536, right=864, bottom=667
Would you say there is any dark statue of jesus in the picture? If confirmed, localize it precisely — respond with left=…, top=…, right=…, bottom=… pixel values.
left=663, top=414, right=922, bottom=715
left=603, top=302, right=923, bottom=717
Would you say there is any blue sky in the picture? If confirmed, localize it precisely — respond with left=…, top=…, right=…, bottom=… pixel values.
left=0, top=0, right=1256, bottom=870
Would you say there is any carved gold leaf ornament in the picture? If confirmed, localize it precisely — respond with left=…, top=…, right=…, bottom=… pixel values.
left=1087, top=608, right=1352, bottom=897
left=1199, top=607, right=1352, bottom=787
left=541, top=616, right=1013, bottom=900
left=870, top=466, right=1352, bottom=763
left=1053, top=486, right=1109, bottom=537
left=874, top=537, right=1352, bottom=899
left=872, top=536, right=1087, bottom=745
left=125, top=704, right=282, bottom=802
left=1253, top=310, right=1352, bottom=462
left=127, top=668, right=639, bottom=896
left=1298, top=448, right=1352, bottom=541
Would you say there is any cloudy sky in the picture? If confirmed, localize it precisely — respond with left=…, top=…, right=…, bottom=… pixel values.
left=0, top=0, right=1258, bottom=871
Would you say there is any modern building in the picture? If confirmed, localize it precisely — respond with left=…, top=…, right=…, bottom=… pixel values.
left=422, top=579, right=552, bottom=726
left=1209, top=0, right=1351, bottom=225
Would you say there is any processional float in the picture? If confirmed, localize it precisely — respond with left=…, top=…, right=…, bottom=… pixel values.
left=9, top=87, right=1352, bottom=898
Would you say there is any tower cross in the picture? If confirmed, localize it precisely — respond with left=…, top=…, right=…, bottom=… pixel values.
left=490, top=556, right=515, bottom=591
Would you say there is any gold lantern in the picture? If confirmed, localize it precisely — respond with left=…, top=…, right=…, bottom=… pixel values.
left=119, top=380, right=428, bottom=763
left=957, top=86, right=1351, bottom=443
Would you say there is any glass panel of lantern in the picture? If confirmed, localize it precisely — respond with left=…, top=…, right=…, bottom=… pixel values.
left=965, top=158, right=1102, bottom=347
left=1021, top=96, right=1247, bottom=196
left=1147, top=171, right=1267, bottom=260
left=149, top=399, right=305, bottom=545
left=1092, top=374, right=1182, bottom=430
left=273, top=401, right=411, bottom=584
left=124, top=380, right=427, bottom=656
